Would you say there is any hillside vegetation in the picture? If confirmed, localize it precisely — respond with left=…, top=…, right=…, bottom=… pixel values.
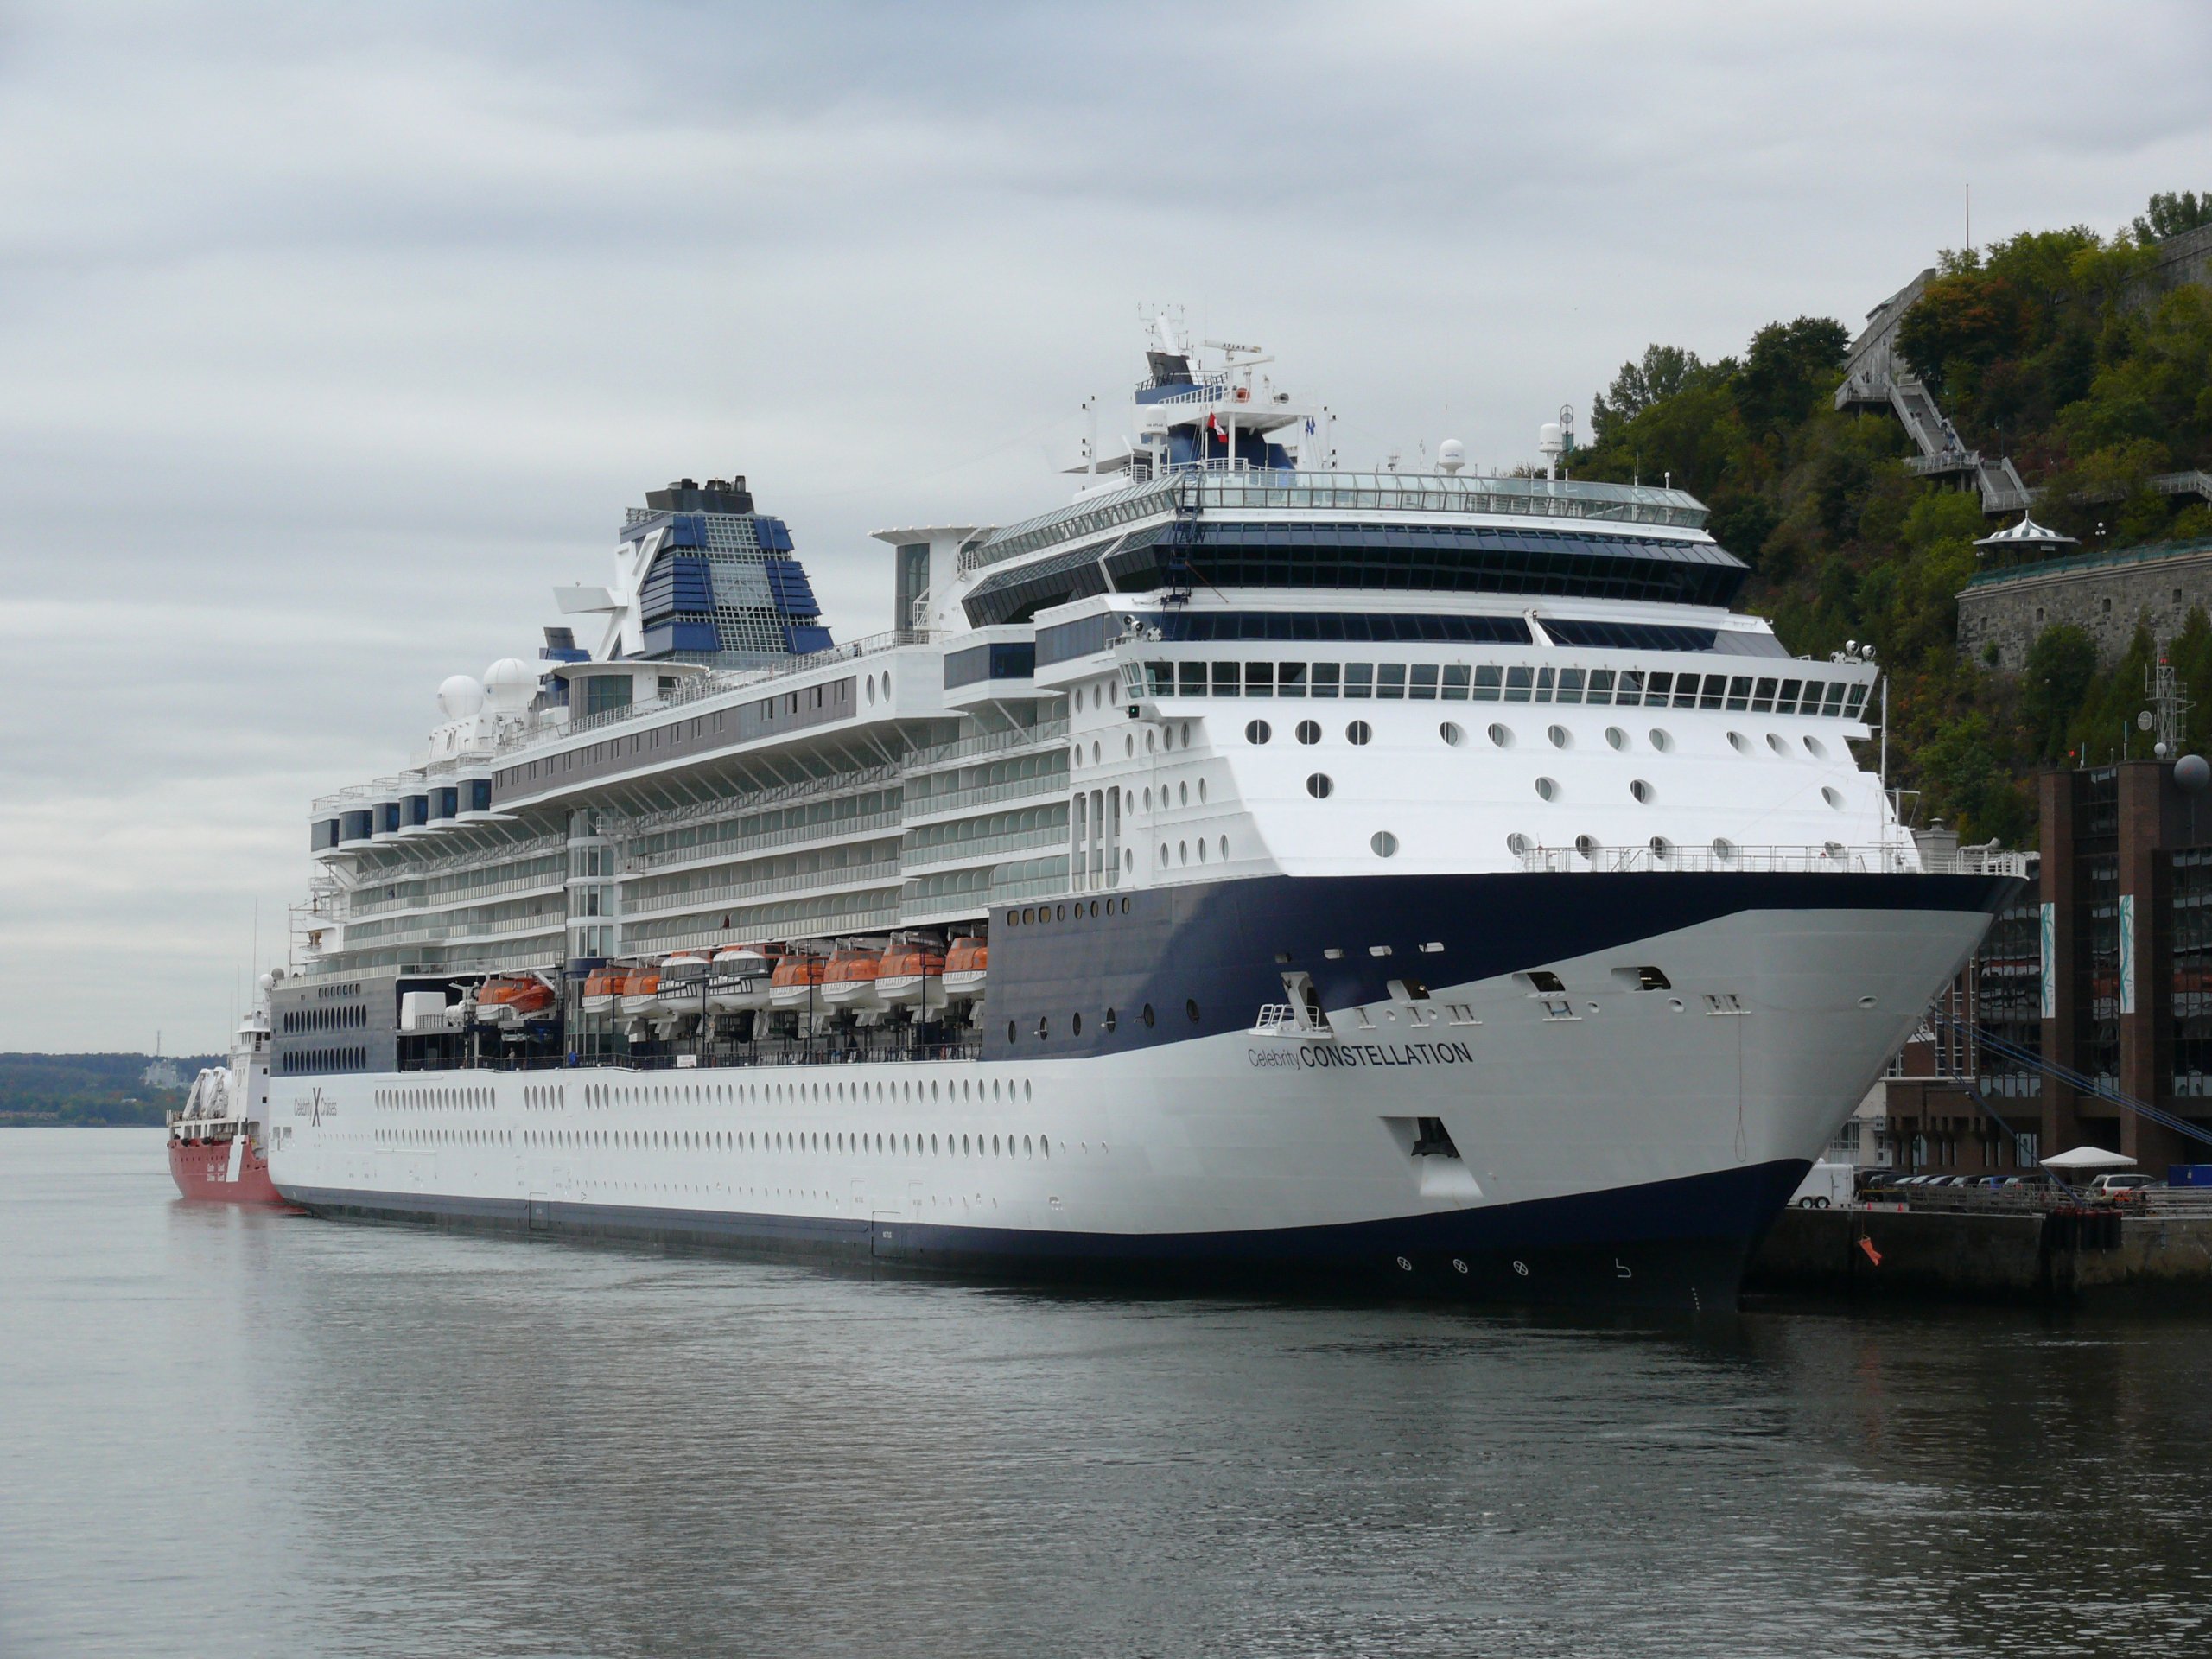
left=1573, top=192, right=2212, bottom=845
left=0, top=1053, right=221, bottom=1127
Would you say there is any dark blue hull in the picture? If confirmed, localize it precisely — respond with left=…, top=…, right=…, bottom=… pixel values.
left=282, top=1155, right=1808, bottom=1313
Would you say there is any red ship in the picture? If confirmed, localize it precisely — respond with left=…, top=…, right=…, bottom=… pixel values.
left=167, top=995, right=289, bottom=1206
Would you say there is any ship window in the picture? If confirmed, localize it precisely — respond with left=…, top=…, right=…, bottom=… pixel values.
left=1605, top=726, right=1629, bottom=750
left=1630, top=779, right=1655, bottom=804
left=1312, top=663, right=1340, bottom=699
left=1186, top=998, right=1201, bottom=1022
left=1211, top=661, right=1239, bottom=696
left=1296, top=720, right=1322, bottom=745
left=1306, top=773, right=1333, bottom=799
left=1535, top=777, right=1559, bottom=801
left=1142, top=1003, right=1155, bottom=1027
left=1728, top=731, right=1751, bottom=753
left=1104, top=1007, right=1117, bottom=1033
left=1278, top=662, right=1307, bottom=697
left=1371, top=830, right=1400, bottom=858
left=1804, top=734, right=1827, bottom=758
left=1007, top=1020, right=1017, bottom=1043
left=1409, top=664, right=1439, bottom=700
left=1547, top=724, right=1571, bottom=749
left=1346, top=720, right=1372, bottom=746
left=1766, top=732, right=1789, bottom=754
left=1344, top=664, right=1374, bottom=699
left=1487, top=723, right=1514, bottom=748
left=1377, top=664, right=1407, bottom=700
left=1440, top=721, right=1463, bottom=746
left=1245, top=662, right=1274, bottom=697
left=1246, top=719, right=1271, bottom=745
left=1823, top=786, right=1846, bottom=809
left=1648, top=728, right=1674, bottom=752
left=1712, top=838, right=1738, bottom=861
left=1507, top=832, right=1531, bottom=855
left=1072, top=1012, right=1083, bottom=1036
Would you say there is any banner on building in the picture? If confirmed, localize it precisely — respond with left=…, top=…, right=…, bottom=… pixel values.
left=2040, top=902, right=2056, bottom=1020
left=2120, top=893, right=2137, bottom=1015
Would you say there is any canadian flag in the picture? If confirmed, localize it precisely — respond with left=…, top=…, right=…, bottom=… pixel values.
left=1206, top=411, right=1229, bottom=445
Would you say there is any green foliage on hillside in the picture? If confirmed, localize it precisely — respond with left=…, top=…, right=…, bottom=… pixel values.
left=1572, top=194, right=2212, bottom=846
left=0, top=1053, right=220, bottom=1127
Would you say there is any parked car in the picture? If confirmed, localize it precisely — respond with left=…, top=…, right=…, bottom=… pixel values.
left=2089, top=1173, right=2158, bottom=1193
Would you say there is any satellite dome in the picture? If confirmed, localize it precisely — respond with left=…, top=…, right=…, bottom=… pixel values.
left=2177, top=753, right=2210, bottom=793
left=1438, top=438, right=1465, bottom=476
left=483, top=658, right=536, bottom=713
left=436, top=674, right=486, bottom=720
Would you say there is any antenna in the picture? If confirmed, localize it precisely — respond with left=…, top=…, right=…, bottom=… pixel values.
left=2145, top=651, right=2193, bottom=759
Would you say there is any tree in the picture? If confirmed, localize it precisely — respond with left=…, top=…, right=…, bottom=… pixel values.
left=2133, top=190, right=2211, bottom=245
left=1590, top=345, right=1707, bottom=445
left=2022, top=626, right=2097, bottom=760
left=1896, top=272, right=2026, bottom=399
left=1735, top=316, right=1849, bottom=436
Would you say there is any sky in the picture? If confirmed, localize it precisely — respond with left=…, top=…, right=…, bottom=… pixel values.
left=5, top=0, right=2209, bottom=1053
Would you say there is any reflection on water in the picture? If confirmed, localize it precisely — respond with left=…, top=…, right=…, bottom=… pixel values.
left=3, top=1128, right=2209, bottom=1658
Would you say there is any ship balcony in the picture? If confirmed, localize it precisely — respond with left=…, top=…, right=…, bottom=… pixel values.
left=901, top=774, right=1071, bottom=825
left=623, top=858, right=905, bottom=918
left=628, top=810, right=904, bottom=876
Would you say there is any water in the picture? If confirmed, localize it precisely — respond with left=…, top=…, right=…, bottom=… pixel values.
left=4, top=1129, right=2210, bottom=1659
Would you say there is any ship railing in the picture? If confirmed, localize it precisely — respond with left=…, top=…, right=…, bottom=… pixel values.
left=627, top=809, right=906, bottom=874
left=520, top=627, right=944, bottom=749
left=625, top=858, right=905, bottom=917
left=903, top=718, right=1071, bottom=772
left=1513, top=843, right=2032, bottom=877
left=397, top=1036, right=986, bottom=1073
left=1133, top=373, right=1234, bottom=405
left=616, top=766, right=900, bottom=841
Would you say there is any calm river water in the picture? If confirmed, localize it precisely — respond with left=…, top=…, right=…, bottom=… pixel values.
left=3, top=1128, right=2209, bottom=1657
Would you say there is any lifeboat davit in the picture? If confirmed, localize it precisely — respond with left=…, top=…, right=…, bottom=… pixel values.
left=477, top=973, right=557, bottom=1029
left=943, top=935, right=988, bottom=1002
left=821, top=942, right=886, bottom=1014
left=768, top=950, right=827, bottom=1012
left=875, top=936, right=946, bottom=1007
left=581, top=963, right=622, bottom=1016
left=709, top=943, right=784, bottom=1013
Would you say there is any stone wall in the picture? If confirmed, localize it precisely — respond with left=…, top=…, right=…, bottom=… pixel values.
left=1957, top=540, right=2212, bottom=671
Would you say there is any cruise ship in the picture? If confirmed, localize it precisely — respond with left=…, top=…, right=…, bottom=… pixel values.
left=264, top=321, right=2023, bottom=1309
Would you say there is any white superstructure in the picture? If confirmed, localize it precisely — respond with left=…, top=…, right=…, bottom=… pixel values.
left=266, top=322, right=2025, bottom=1308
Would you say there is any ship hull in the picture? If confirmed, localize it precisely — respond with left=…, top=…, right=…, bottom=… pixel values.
left=168, top=1135, right=286, bottom=1205
left=270, top=871, right=2017, bottom=1311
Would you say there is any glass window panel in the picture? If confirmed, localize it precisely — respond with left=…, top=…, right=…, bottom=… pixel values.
left=1211, top=661, right=1240, bottom=696
left=1278, top=662, right=1307, bottom=697
left=1726, top=675, right=1753, bottom=711
left=1777, top=677, right=1802, bottom=714
left=1146, top=662, right=1173, bottom=696
left=1751, top=677, right=1778, bottom=713
left=1586, top=668, right=1615, bottom=705
left=1410, top=664, right=1440, bottom=700
left=1699, top=677, right=1726, bottom=709
left=1821, top=682, right=1846, bottom=715
left=1556, top=668, right=1585, bottom=705
left=1178, top=662, right=1206, bottom=696
left=1245, top=662, right=1274, bottom=698
left=1313, top=662, right=1341, bottom=699
left=1846, top=683, right=1870, bottom=717
left=1642, top=671, right=1671, bottom=706
left=1535, top=667, right=1555, bottom=703
left=1344, top=663, right=1375, bottom=699
left=1504, top=666, right=1534, bottom=702
left=1441, top=664, right=1471, bottom=700
left=1377, top=664, right=1407, bottom=700
left=1472, top=664, right=1502, bottom=702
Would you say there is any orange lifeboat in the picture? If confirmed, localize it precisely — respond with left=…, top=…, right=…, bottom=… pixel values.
left=768, top=950, right=827, bottom=1012
left=615, top=962, right=661, bottom=1021
left=581, top=963, right=622, bottom=1016
left=709, top=942, right=785, bottom=1013
left=821, top=942, right=886, bottom=1013
left=477, top=973, right=556, bottom=1028
left=943, top=935, right=988, bottom=1001
left=876, top=937, right=946, bottom=1007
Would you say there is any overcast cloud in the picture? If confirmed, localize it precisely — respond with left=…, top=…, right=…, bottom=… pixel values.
left=5, top=0, right=2208, bottom=1051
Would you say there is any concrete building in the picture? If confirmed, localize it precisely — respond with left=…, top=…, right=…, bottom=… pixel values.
left=1958, top=536, right=2212, bottom=671
left=1873, top=760, right=2212, bottom=1179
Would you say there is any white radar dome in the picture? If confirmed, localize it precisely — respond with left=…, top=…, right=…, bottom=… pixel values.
left=437, top=674, right=486, bottom=720
left=1438, top=438, right=1465, bottom=475
left=483, top=658, right=536, bottom=713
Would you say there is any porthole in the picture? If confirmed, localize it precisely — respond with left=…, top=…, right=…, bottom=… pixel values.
left=1180, top=721, right=1190, bottom=745
left=1823, top=786, right=1846, bottom=809
left=1488, top=722, right=1514, bottom=748
left=1440, top=721, right=1463, bottom=747
left=1506, top=832, right=1533, bottom=855
left=1649, top=728, right=1674, bottom=752
left=1198, top=779, right=1207, bottom=804
left=1143, top=786, right=1153, bottom=810
left=1186, top=998, right=1201, bottom=1022
left=1649, top=835, right=1674, bottom=858
left=1605, top=727, right=1628, bottom=751
left=1630, top=779, right=1655, bottom=804
left=1306, top=772, right=1334, bottom=798
left=1125, top=734, right=1135, bottom=757
left=1197, top=838, right=1208, bottom=862
left=1103, top=1007, right=1117, bottom=1033
left=1007, top=1020, right=1016, bottom=1043
left=1535, top=776, right=1559, bottom=801
left=1218, top=834, right=1228, bottom=859
left=1803, top=734, right=1828, bottom=759
left=1072, top=1011, right=1084, bottom=1036
left=1246, top=719, right=1271, bottom=744
left=1574, top=834, right=1599, bottom=857
left=1179, top=781, right=1189, bottom=806
left=1547, top=723, right=1571, bottom=749
left=1371, top=830, right=1400, bottom=858
left=1146, top=729, right=1156, bottom=753
left=1091, top=741, right=1101, bottom=764
left=1766, top=733, right=1789, bottom=754
left=865, top=676, right=876, bottom=705
left=1142, top=1003, right=1155, bottom=1027
left=1346, top=720, right=1372, bottom=746
left=1159, top=842, right=1169, bottom=863
left=1179, top=840, right=1189, bottom=863
left=1712, top=837, right=1738, bottom=861
left=1036, top=1015, right=1049, bottom=1039
left=1727, top=731, right=1751, bottom=753
left=1124, top=848, right=1135, bottom=870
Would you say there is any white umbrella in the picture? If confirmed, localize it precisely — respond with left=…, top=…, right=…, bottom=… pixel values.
left=2040, top=1146, right=2137, bottom=1173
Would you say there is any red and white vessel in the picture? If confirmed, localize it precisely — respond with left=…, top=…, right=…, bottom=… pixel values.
left=167, top=988, right=287, bottom=1205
